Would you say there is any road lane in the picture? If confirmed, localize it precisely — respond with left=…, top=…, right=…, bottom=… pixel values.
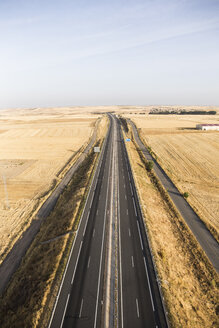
left=117, top=123, right=156, bottom=328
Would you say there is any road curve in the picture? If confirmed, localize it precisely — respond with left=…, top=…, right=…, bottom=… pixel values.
left=129, top=119, right=219, bottom=273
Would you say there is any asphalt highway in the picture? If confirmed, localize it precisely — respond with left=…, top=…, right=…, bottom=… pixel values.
left=48, top=117, right=113, bottom=328
left=129, top=120, right=219, bottom=273
left=48, top=115, right=167, bottom=328
left=116, top=118, right=167, bottom=328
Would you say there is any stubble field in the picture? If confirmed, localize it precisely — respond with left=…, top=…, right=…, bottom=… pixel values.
left=129, top=114, right=219, bottom=238
left=125, top=134, right=218, bottom=327
left=0, top=107, right=98, bottom=264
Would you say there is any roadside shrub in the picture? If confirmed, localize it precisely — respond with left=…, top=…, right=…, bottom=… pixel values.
left=183, top=192, right=189, bottom=199
left=146, top=160, right=154, bottom=172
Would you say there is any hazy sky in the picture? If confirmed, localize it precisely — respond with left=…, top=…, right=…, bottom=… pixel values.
left=0, top=0, right=219, bottom=108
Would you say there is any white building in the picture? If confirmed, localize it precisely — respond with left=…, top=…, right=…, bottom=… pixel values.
left=196, top=124, right=219, bottom=131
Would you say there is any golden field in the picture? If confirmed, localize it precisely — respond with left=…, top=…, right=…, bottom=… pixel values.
left=0, top=137, right=103, bottom=328
left=125, top=134, right=218, bottom=327
left=0, top=107, right=100, bottom=264
left=129, top=114, right=219, bottom=238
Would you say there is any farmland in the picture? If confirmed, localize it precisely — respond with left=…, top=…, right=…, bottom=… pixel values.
left=125, top=134, right=218, bottom=327
left=0, top=107, right=99, bottom=264
left=129, top=114, right=219, bottom=239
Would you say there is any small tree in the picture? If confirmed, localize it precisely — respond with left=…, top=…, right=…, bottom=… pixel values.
left=183, top=192, right=189, bottom=199
left=146, top=160, right=154, bottom=172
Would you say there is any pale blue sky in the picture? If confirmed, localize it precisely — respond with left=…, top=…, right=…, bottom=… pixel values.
left=0, top=0, right=219, bottom=108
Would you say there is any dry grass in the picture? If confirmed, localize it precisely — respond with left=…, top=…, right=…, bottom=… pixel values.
left=96, top=114, right=109, bottom=139
left=125, top=135, right=218, bottom=328
left=130, top=114, right=219, bottom=240
left=0, top=107, right=99, bottom=264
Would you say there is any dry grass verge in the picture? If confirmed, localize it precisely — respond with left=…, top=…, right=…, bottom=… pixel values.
left=0, top=139, right=102, bottom=328
left=125, top=131, right=218, bottom=327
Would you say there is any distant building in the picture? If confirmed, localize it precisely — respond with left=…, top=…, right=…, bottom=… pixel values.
left=196, top=124, right=219, bottom=131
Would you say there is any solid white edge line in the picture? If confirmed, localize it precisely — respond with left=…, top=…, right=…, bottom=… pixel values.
left=130, top=183, right=133, bottom=195
left=83, top=213, right=90, bottom=237
left=136, top=298, right=140, bottom=318
left=87, top=256, right=91, bottom=269
left=71, top=240, right=83, bottom=284
left=60, top=293, right=70, bottom=328
left=132, top=197, right=137, bottom=216
left=143, top=257, right=155, bottom=312
left=90, top=192, right=95, bottom=207
left=79, top=299, right=84, bottom=318
left=118, top=166, right=124, bottom=328
left=137, top=220, right=144, bottom=250
left=48, top=129, right=107, bottom=328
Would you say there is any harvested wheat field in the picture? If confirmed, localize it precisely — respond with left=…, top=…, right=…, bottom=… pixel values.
left=125, top=136, right=218, bottom=327
left=0, top=107, right=100, bottom=264
left=129, top=113, right=219, bottom=239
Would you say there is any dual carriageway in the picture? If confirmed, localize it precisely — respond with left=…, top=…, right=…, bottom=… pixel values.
left=48, top=114, right=168, bottom=328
